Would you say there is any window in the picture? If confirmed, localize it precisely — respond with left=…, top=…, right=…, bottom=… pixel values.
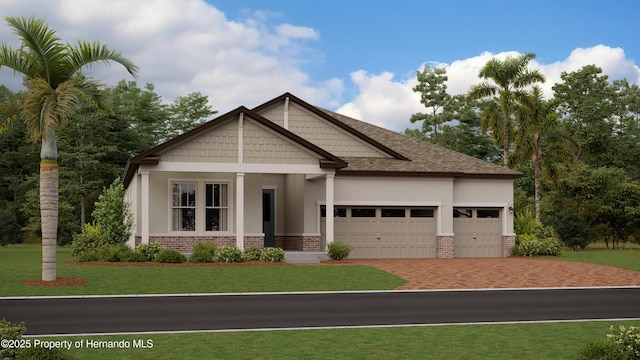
left=477, top=209, right=500, bottom=218
left=410, top=209, right=434, bottom=218
left=206, top=184, right=228, bottom=231
left=172, top=183, right=196, bottom=231
left=381, top=208, right=405, bottom=217
left=351, top=208, right=376, bottom=217
left=321, top=207, right=347, bottom=217
left=453, top=209, right=472, bottom=218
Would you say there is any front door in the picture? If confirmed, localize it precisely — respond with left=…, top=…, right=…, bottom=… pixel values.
left=262, top=189, right=275, bottom=247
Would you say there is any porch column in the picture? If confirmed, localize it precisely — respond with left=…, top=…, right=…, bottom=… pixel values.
left=140, top=170, right=150, bottom=245
left=325, top=174, right=335, bottom=245
left=236, top=172, right=245, bottom=250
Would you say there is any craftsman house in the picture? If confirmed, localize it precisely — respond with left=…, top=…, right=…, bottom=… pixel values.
left=123, top=92, right=520, bottom=259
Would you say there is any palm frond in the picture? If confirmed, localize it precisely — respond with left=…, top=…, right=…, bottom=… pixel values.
left=5, top=16, right=67, bottom=83
left=0, top=98, right=21, bottom=134
left=67, top=40, right=138, bottom=79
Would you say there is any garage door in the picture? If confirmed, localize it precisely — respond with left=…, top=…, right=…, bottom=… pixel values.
left=321, top=207, right=436, bottom=259
left=453, top=208, right=502, bottom=257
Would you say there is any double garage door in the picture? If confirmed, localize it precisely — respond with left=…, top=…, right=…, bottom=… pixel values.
left=321, top=207, right=437, bottom=259
left=321, top=206, right=502, bottom=259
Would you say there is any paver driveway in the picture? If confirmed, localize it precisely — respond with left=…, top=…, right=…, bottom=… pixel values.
left=327, top=258, right=640, bottom=290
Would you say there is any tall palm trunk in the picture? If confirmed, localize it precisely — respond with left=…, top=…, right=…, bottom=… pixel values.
left=503, top=114, right=510, bottom=168
left=40, top=133, right=58, bottom=281
left=532, top=131, right=541, bottom=223
left=40, top=159, right=58, bottom=281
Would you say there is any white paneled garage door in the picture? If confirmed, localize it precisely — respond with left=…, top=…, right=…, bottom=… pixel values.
left=453, top=208, right=502, bottom=257
left=321, top=207, right=436, bottom=259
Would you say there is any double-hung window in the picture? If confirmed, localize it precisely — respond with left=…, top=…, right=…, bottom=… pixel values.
left=172, top=183, right=196, bottom=231
left=206, top=183, right=228, bottom=231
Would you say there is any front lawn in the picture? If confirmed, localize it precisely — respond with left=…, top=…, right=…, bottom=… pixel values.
left=0, top=245, right=406, bottom=296
left=32, top=320, right=640, bottom=359
left=552, top=243, right=640, bottom=272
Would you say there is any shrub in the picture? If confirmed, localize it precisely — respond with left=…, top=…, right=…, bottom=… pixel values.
left=76, top=251, right=99, bottom=263
left=327, top=241, right=352, bottom=260
left=92, top=177, right=133, bottom=245
left=576, top=340, right=626, bottom=360
left=553, top=208, right=590, bottom=250
left=154, top=249, right=186, bottom=263
left=214, top=246, right=243, bottom=263
left=260, top=247, right=285, bottom=262
left=243, top=247, right=263, bottom=261
left=514, top=209, right=536, bottom=237
left=136, top=242, right=162, bottom=261
left=16, top=347, right=67, bottom=360
left=511, top=234, right=561, bottom=257
left=607, top=325, right=640, bottom=359
left=71, top=223, right=105, bottom=259
left=0, top=318, right=26, bottom=360
left=96, top=243, right=134, bottom=262
left=120, top=249, right=147, bottom=262
left=189, top=242, right=216, bottom=263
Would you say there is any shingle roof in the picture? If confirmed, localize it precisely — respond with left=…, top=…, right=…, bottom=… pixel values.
left=315, top=107, right=522, bottom=178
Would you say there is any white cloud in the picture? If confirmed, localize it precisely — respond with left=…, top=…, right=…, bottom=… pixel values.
left=338, top=46, right=640, bottom=132
left=276, top=24, right=319, bottom=40
left=0, top=0, right=342, bottom=115
left=1, top=1, right=638, bottom=135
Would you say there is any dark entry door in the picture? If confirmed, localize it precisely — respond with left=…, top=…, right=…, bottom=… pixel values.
left=262, top=189, right=275, bottom=247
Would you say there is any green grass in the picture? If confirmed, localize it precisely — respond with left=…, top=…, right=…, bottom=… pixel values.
left=551, top=243, right=640, bottom=272
left=5, top=243, right=640, bottom=359
left=31, top=320, right=637, bottom=359
left=0, top=245, right=406, bottom=296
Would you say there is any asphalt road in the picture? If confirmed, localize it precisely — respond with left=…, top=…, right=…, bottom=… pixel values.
left=2, top=288, right=639, bottom=335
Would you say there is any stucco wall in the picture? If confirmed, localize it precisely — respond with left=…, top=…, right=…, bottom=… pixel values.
left=304, top=176, right=455, bottom=235
left=453, top=178, right=515, bottom=234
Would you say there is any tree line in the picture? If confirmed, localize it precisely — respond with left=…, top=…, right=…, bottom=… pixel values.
left=0, top=81, right=216, bottom=245
left=408, top=55, right=640, bottom=247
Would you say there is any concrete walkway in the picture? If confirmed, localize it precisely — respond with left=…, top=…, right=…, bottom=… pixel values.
left=325, top=258, right=640, bottom=290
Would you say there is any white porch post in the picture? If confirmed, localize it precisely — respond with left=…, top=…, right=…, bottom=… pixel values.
left=140, top=170, right=150, bottom=245
left=236, top=172, right=245, bottom=250
left=325, top=174, right=335, bottom=245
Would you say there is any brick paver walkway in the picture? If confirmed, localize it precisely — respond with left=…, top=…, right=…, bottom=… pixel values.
left=328, top=258, right=640, bottom=290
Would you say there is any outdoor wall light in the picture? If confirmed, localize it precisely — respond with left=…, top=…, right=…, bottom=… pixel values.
left=508, top=206, right=514, bottom=214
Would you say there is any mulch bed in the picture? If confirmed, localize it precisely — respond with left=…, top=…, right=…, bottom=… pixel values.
left=23, top=278, right=88, bottom=287
left=62, top=260, right=290, bottom=267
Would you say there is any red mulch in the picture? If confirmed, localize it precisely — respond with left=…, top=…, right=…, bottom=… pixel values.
left=62, top=260, right=290, bottom=267
left=23, top=277, right=88, bottom=287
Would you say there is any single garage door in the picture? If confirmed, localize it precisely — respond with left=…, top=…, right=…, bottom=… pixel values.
left=453, top=208, right=502, bottom=257
left=321, top=207, right=436, bottom=259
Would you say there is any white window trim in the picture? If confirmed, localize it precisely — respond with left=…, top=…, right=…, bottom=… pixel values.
left=168, top=178, right=234, bottom=235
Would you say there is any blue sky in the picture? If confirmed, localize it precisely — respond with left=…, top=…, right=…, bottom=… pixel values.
left=1, top=0, right=638, bottom=131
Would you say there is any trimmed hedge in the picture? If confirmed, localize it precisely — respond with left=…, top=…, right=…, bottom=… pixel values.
left=327, top=241, right=352, bottom=260
left=260, top=247, right=285, bottom=262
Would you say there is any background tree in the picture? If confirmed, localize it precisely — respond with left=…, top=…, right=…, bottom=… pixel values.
left=166, top=91, right=217, bottom=139
left=467, top=53, right=545, bottom=167
left=0, top=16, right=137, bottom=281
left=511, top=86, right=577, bottom=222
left=410, top=65, right=451, bottom=142
left=553, top=65, right=617, bottom=167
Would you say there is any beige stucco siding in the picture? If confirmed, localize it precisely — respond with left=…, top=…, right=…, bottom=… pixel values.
left=161, top=120, right=238, bottom=163
left=453, top=178, right=515, bottom=234
left=304, top=176, right=455, bottom=235
left=243, top=121, right=320, bottom=165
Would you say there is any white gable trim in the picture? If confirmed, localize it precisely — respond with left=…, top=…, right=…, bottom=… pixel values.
left=145, top=162, right=334, bottom=175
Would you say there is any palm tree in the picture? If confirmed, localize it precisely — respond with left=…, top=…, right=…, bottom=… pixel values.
left=0, top=16, right=138, bottom=281
left=512, top=86, right=578, bottom=222
left=467, top=53, right=545, bottom=168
